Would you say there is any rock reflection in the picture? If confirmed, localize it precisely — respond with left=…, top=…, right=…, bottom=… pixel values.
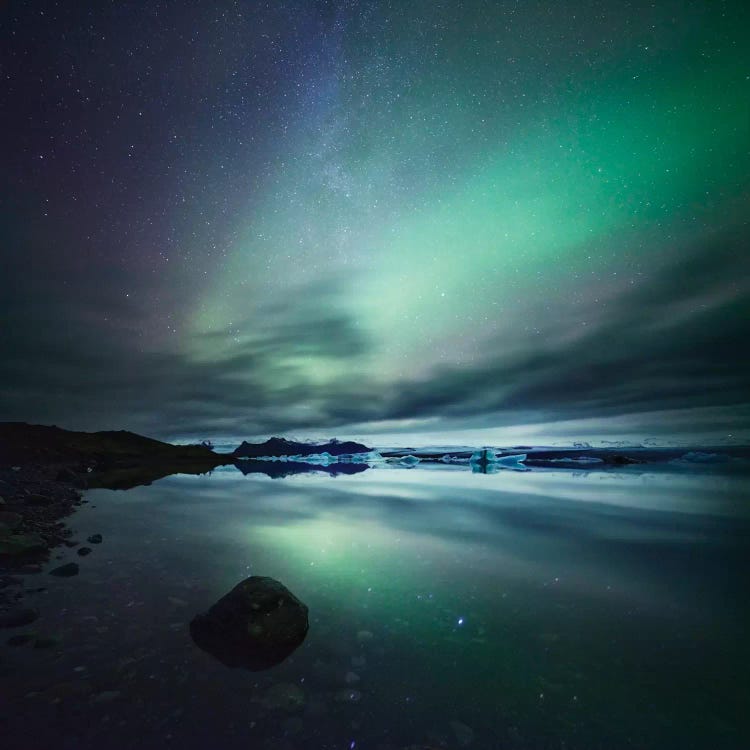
left=232, top=460, right=369, bottom=479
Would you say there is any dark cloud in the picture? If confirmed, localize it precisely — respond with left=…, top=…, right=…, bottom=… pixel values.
left=1, top=225, right=748, bottom=441
left=381, top=229, right=750, bottom=432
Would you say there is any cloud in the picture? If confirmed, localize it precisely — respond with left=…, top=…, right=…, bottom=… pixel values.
left=381, top=229, right=750, bottom=431
left=1, top=225, right=748, bottom=442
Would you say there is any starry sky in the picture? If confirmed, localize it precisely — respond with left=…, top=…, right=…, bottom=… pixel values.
left=1, top=1, right=749, bottom=445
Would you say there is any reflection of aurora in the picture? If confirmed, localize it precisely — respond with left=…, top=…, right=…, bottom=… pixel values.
left=72, top=464, right=750, bottom=747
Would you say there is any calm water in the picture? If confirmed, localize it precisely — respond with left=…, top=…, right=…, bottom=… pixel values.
left=2, top=463, right=749, bottom=749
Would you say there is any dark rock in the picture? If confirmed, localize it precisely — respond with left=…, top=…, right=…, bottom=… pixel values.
left=7, top=633, right=35, bottom=646
left=190, top=576, right=308, bottom=670
left=0, top=607, right=39, bottom=628
left=233, top=459, right=369, bottom=479
left=87, top=534, right=102, bottom=544
left=233, top=436, right=371, bottom=458
left=0, top=533, right=48, bottom=557
left=49, top=562, right=79, bottom=577
left=77, top=546, right=92, bottom=557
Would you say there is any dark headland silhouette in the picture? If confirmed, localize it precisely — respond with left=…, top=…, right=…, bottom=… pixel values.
left=0, top=422, right=225, bottom=473
left=232, top=436, right=372, bottom=458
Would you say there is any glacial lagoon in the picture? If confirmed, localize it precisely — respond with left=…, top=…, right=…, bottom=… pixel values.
left=2, top=460, right=749, bottom=749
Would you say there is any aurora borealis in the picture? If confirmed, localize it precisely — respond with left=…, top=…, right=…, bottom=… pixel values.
left=1, top=1, right=749, bottom=444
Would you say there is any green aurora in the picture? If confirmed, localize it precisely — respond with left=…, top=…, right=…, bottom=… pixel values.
left=1, top=1, right=749, bottom=442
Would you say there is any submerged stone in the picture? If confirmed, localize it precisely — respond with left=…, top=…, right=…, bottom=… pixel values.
left=49, top=562, right=79, bottom=577
left=190, top=576, right=308, bottom=671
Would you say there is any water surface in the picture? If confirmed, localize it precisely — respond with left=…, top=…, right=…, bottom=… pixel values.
left=2, top=463, right=749, bottom=749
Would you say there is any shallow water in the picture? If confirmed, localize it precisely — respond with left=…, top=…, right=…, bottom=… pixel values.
left=2, top=463, right=749, bottom=749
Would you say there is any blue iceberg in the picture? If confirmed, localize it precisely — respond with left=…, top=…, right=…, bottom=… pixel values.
left=399, top=455, right=421, bottom=467
left=470, top=449, right=527, bottom=468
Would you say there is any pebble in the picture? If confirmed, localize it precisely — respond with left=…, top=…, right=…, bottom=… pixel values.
left=87, top=534, right=103, bottom=544
left=49, top=562, right=79, bottom=577
left=77, top=547, right=92, bottom=556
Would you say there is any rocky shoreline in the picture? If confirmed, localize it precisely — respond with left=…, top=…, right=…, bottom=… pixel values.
left=0, top=422, right=230, bottom=622
left=0, top=463, right=89, bottom=621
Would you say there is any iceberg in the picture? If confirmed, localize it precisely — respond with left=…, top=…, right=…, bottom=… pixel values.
left=470, top=448, right=496, bottom=463
left=357, top=450, right=386, bottom=464
left=497, top=453, right=527, bottom=465
left=292, top=452, right=333, bottom=464
left=440, top=454, right=468, bottom=463
left=399, top=455, right=421, bottom=467
left=470, top=449, right=527, bottom=468
left=333, top=450, right=385, bottom=464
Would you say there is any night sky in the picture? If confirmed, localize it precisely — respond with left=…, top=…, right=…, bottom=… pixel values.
left=1, top=1, right=748, bottom=445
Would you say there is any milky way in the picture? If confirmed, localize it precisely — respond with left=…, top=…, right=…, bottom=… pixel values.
left=1, top=1, right=749, bottom=444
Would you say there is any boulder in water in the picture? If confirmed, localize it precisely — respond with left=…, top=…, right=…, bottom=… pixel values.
left=190, top=576, right=308, bottom=670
